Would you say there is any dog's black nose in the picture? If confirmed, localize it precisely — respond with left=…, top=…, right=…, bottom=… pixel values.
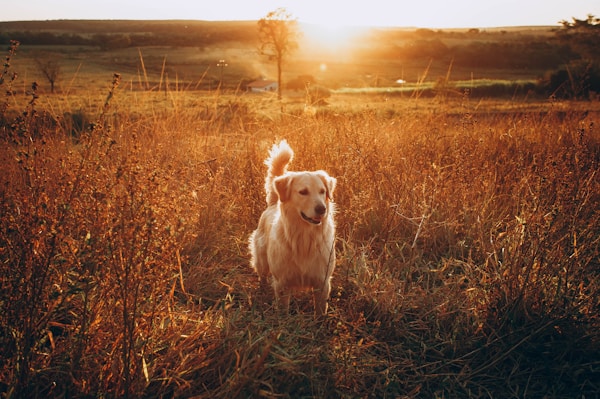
left=315, top=204, right=326, bottom=215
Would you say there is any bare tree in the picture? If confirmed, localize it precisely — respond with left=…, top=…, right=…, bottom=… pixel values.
left=35, top=55, right=61, bottom=93
left=257, top=8, right=300, bottom=100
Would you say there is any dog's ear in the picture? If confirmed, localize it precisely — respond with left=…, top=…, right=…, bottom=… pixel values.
left=317, top=171, right=337, bottom=201
left=273, top=175, right=292, bottom=202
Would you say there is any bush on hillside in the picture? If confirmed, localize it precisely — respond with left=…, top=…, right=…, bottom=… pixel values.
left=543, top=60, right=600, bottom=99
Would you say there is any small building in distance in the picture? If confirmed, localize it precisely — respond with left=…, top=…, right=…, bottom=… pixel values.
left=247, top=79, right=278, bottom=93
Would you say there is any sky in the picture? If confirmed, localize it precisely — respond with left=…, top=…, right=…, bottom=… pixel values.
left=2, top=0, right=598, bottom=28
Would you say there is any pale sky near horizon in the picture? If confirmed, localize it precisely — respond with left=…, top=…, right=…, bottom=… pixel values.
left=2, top=0, right=598, bottom=28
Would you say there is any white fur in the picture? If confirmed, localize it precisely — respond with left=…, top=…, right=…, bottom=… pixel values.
left=249, top=140, right=337, bottom=315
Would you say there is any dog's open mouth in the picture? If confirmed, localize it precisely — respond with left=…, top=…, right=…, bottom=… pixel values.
left=301, top=212, right=322, bottom=225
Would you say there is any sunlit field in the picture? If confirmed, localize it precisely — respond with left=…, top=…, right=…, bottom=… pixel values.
left=1, top=21, right=600, bottom=398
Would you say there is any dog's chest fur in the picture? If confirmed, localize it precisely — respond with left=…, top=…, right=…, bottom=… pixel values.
left=270, top=214, right=334, bottom=275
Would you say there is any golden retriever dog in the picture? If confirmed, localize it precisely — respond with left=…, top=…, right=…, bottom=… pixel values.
left=249, top=140, right=337, bottom=315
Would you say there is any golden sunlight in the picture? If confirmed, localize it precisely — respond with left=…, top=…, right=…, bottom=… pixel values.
left=301, top=23, right=367, bottom=51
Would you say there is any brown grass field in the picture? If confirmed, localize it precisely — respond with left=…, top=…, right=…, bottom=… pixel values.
left=1, top=22, right=600, bottom=398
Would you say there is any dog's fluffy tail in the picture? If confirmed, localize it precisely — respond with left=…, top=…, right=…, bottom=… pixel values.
left=265, top=140, right=293, bottom=205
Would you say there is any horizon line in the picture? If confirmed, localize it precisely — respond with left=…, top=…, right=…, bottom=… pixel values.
left=0, top=18, right=561, bottom=30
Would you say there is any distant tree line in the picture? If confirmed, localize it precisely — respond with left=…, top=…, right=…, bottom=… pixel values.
left=0, top=26, right=257, bottom=50
left=356, top=15, right=600, bottom=99
left=549, top=14, right=600, bottom=98
left=354, top=25, right=582, bottom=70
left=555, top=14, right=600, bottom=62
left=357, top=38, right=575, bottom=70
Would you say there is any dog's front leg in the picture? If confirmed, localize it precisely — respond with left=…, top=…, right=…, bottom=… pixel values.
left=314, top=290, right=328, bottom=316
left=273, top=280, right=291, bottom=314
left=278, top=293, right=291, bottom=314
left=314, top=277, right=332, bottom=316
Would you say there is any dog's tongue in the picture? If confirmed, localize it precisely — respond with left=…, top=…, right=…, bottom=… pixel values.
left=310, top=215, right=324, bottom=225
left=302, top=212, right=322, bottom=224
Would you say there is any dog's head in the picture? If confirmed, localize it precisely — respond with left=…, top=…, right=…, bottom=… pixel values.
left=274, top=171, right=336, bottom=225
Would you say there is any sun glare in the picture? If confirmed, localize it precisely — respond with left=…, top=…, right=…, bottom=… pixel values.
left=301, top=22, right=366, bottom=52
left=284, top=3, right=370, bottom=51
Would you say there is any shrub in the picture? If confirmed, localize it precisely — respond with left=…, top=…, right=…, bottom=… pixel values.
left=543, top=59, right=600, bottom=99
left=306, top=84, right=331, bottom=105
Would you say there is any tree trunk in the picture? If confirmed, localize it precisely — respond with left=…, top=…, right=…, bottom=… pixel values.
left=277, top=56, right=282, bottom=100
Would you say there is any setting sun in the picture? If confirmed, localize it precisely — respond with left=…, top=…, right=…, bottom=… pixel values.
left=301, top=22, right=367, bottom=51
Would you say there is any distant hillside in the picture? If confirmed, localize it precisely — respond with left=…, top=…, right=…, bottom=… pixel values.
left=0, top=19, right=257, bottom=32
left=0, top=20, right=259, bottom=48
left=2, top=19, right=595, bottom=98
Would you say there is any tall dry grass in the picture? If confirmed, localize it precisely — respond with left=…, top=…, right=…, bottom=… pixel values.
left=1, top=43, right=599, bottom=398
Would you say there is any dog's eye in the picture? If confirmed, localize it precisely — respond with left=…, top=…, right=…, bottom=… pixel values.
left=299, top=189, right=309, bottom=196
left=320, top=189, right=326, bottom=195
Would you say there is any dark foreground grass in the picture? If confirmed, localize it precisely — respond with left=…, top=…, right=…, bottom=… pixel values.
left=1, top=59, right=599, bottom=398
